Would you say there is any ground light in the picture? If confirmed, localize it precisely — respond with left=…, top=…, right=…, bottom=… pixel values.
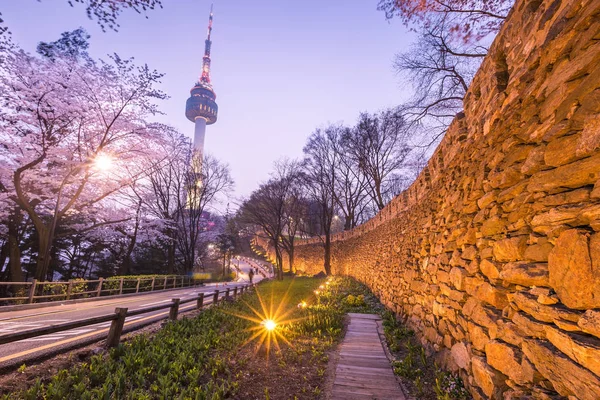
left=262, top=319, right=277, bottom=331
left=226, top=280, right=306, bottom=358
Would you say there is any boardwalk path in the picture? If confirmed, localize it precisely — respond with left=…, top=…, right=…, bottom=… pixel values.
left=330, top=313, right=406, bottom=400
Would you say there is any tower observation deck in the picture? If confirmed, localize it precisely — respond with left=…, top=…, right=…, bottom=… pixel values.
left=185, top=5, right=218, bottom=165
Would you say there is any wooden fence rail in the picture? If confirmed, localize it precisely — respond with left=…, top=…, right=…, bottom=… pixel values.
left=0, top=284, right=253, bottom=348
left=0, top=275, right=198, bottom=305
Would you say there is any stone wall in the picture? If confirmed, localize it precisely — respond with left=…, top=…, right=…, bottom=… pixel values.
left=266, top=0, right=600, bottom=398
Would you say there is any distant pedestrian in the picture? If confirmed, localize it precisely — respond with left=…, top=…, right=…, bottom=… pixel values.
left=248, top=269, right=254, bottom=284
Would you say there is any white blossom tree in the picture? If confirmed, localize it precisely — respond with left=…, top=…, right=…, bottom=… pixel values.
left=0, top=30, right=167, bottom=281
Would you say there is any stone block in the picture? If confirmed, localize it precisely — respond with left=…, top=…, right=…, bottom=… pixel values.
left=499, top=262, right=549, bottom=287
left=527, top=152, right=600, bottom=192
left=480, top=259, right=500, bottom=280
left=523, top=243, right=554, bottom=262
left=451, top=341, right=470, bottom=370
left=481, top=216, right=507, bottom=236
left=544, top=325, right=600, bottom=377
left=493, top=236, right=528, bottom=262
left=548, top=229, right=600, bottom=309
left=510, top=292, right=581, bottom=323
left=578, top=310, right=600, bottom=339
left=544, top=133, right=581, bottom=167
left=471, top=356, right=508, bottom=398
left=450, top=267, right=468, bottom=290
left=523, top=339, right=600, bottom=400
left=473, top=282, right=509, bottom=309
left=485, top=340, right=536, bottom=384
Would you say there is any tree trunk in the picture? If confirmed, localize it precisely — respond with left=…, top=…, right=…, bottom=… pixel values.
left=7, top=211, right=24, bottom=282
left=274, top=244, right=284, bottom=280
left=323, top=233, right=332, bottom=275
left=167, top=239, right=176, bottom=274
left=0, top=242, right=8, bottom=281
left=288, top=247, right=295, bottom=274
left=35, top=228, right=52, bottom=282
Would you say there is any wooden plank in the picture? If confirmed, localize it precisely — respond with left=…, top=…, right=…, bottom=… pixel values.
left=328, top=313, right=405, bottom=400
left=347, top=313, right=381, bottom=320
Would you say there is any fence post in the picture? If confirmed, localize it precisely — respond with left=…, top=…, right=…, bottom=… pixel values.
left=233, top=287, right=238, bottom=298
left=172, top=277, right=177, bottom=289
left=28, top=279, right=37, bottom=304
left=66, top=280, right=73, bottom=300
left=225, top=288, right=230, bottom=300
left=106, top=307, right=128, bottom=348
left=163, top=276, right=168, bottom=290
left=196, top=293, right=204, bottom=310
left=151, top=277, right=156, bottom=292
left=213, top=290, right=219, bottom=304
left=135, top=278, right=141, bottom=293
left=97, top=278, right=104, bottom=297
left=119, top=278, right=124, bottom=295
left=169, top=298, right=180, bottom=320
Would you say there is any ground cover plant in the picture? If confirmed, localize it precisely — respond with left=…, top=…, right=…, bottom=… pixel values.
left=1, top=275, right=470, bottom=399
left=2, top=277, right=347, bottom=399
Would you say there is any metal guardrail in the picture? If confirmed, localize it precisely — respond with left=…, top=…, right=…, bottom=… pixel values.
left=0, top=284, right=252, bottom=348
left=0, top=275, right=197, bottom=305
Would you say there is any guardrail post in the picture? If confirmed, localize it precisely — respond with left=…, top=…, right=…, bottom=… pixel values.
left=151, top=277, right=156, bottom=291
left=119, top=278, right=124, bottom=295
left=163, top=276, right=168, bottom=290
left=28, top=279, right=37, bottom=304
left=169, top=298, right=180, bottom=320
left=66, top=280, right=73, bottom=300
left=106, top=307, right=128, bottom=348
left=233, top=287, right=238, bottom=298
left=213, top=290, right=219, bottom=304
left=196, top=293, right=204, bottom=309
left=135, top=278, right=141, bottom=293
left=172, top=277, right=176, bottom=289
left=96, top=278, right=104, bottom=297
left=225, top=288, right=230, bottom=300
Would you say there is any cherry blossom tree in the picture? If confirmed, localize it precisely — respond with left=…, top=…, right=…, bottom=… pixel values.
left=0, top=30, right=166, bottom=281
left=377, top=0, right=513, bottom=43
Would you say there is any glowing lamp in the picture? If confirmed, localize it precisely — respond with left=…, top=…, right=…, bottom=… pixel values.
left=298, top=301, right=307, bottom=309
left=314, top=290, right=320, bottom=295
left=319, top=285, right=325, bottom=289
left=262, top=319, right=277, bottom=331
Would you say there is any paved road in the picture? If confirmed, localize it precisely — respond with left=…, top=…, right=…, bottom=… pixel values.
left=0, top=258, right=272, bottom=369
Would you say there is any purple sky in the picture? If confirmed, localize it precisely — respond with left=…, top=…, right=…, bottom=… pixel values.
left=1, top=0, right=413, bottom=201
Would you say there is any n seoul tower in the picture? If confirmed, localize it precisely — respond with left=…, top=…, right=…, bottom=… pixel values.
left=185, top=5, right=218, bottom=170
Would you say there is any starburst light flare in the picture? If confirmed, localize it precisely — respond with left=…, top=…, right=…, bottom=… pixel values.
left=226, top=279, right=307, bottom=359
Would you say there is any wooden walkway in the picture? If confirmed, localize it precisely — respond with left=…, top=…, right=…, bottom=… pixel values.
left=330, top=313, right=406, bottom=400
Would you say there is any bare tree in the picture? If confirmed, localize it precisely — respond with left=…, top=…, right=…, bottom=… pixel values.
left=141, top=126, right=189, bottom=273
left=302, top=126, right=340, bottom=276
left=239, top=180, right=287, bottom=280
left=176, top=154, right=233, bottom=274
left=273, top=160, right=306, bottom=274
left=344, top=110, right=413, bottom=211
left=331, top=126, right=370, bottom=230
left=394, top=18, right=483, bottom=144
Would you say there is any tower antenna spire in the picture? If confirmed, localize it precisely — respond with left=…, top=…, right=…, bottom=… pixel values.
left=200, top=4, right=214, bottom=85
